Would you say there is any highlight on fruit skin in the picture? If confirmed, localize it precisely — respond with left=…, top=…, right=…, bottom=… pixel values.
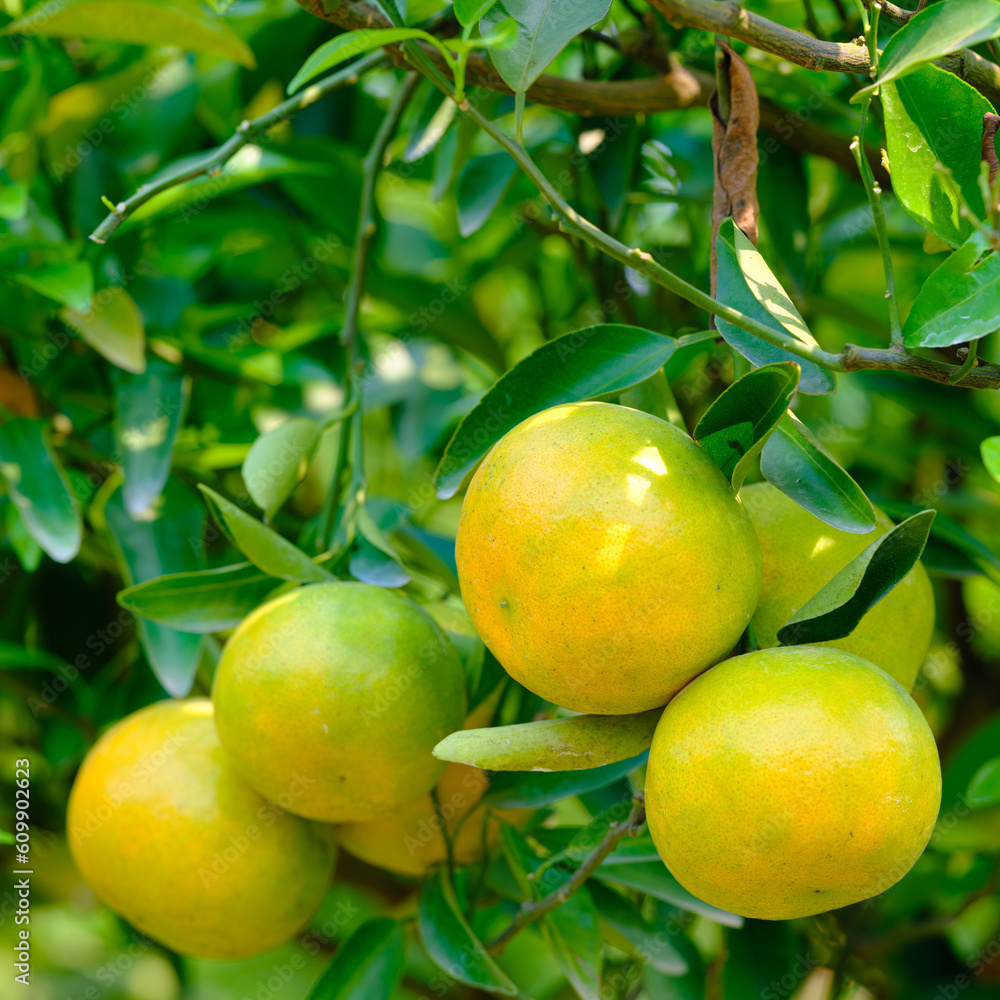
left=644, top=645, right=941, bottom=921
left=742, top=481, right=935, bottom=691
left=455, top=401, right=763, bottom=715
left=67, top=699, right=335, bottom=960
left=212, top=581, right=467, bottom=824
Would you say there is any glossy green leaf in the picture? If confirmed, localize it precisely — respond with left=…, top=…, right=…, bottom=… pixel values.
left=243, top=417, right=319, bottom=520
left=777, top=510, right=935, bottom=645
left=10, top=262, right=93, bottom=311
left=433, top=709, right=662, bottom=771
left=435, top=327, right=713, bottom=498
left=307, top=919, right=405, bottom=1000
left=482, top=0, right=612, bottom=94
left=2, top=0, right=256, bottom=67
left=105, top=482, right=204, bottom=697
left=903, top=232, right=1000, bottom=347
left=117, top=562, right=284, bottom=633
left=418, top=869, right=518, bottom=996
left=372, top=0, right=405, bottom=26
left=61, top=286, right=145, bottom=374
left=594, top=862, right=743, bottom=927
left=715, top=219, right=835, bottom=395
left=760, top=411, right=877, bottom=534
left=483, top=751, right=648, bottom=808
left=288, top=29, right=430, bottom=94
left=0, top=419, right=82, bottom=564
left=967, top=756, right=1000, bottom=809
left=882, top=66, right=991, bottom=247
left=982, top=436, right=1000, bottom=484
left=115, top=361, right=189, bottom=517
left=456, top=153, right=518, bottom=237
left=454, top=0, right=495, bottom=27
left=540, top=884, right=603, bottom=1000
left=693, top=361, right=800, bottom=489
left=198, top=485, right=333, bottom=584
left=588, top=882, right=688, bottom=975
left=349, top=506, right=410, bottom=588
left=856, top=0, right=1000, bottom=99
left=403, top=90, right=456, bottom=163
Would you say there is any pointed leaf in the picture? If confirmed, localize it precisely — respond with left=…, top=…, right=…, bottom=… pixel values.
left=198, top=485, right=333, bottom=584
left=454, top=0, right=495, bottom=27
left=882, top=65, right=991, bottom=247
left=856, top=0, right=1000, bottom=99
left=403, top=89, right=456, bottom=163
left=435, top=327, right=713, bottom=498
left=117, top=562, right=285, bottom=633
left=540, top=885, right=603, bottom=1000
left=349, top=506, right=410, bottom=588
left=243, top=417, right=320, bottom=520
left=456, top=153, right=518, bottom=237
left=433, top=709, right=661, bottom=771
left=10, top=262, right=93, bottom=311
left=760, top=412, right=877, bottom=534
left=777, top=510, right=935, bottom=646
left=967, top=757, right=1000, bottom=809
left=418, top=869, right=518, bottom=996
left=482, top=0, right=612, bottom=94
left=115, top=361, right=189, bottom=517
left=903, top=231, right=1000, bottom=348
left=0, top=419, right=82, bottom=564
left=483, top=752, right=647, bottom=809
left=372, top=0, right=405, bottom=26
left=983, top=436, right=1000, bottom=484
left=715, top=218, right=835, bottom=394
left=594, top=863, right=743, bottom=927
left=307, top=919, right=405, bottom=1000
left=61, top=286, right=145, bottom=374
left=2, top=0, right=255, bottom=67
left=693, top=362, right=800, bottom=489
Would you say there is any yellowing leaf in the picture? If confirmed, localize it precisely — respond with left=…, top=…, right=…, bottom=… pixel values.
left=61, top=286, right=146, bottom=374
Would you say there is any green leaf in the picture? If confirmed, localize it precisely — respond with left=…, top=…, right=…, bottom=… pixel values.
left=483, top=752, right=647, bottom=808
left=115, top=361, right=189, bottom=518
left=418, top=869, right=518, bottom=996
left=198, top=485, right=333, bottom=584
left=117, top=562, right=284, bottom=633
left=540, top=885, right=603, bottom=1000
left=0, top=830, right=14, bottom=845
left=403, top=89, right=456, bottom=163
left=307, top=919, right=405, bottom=1000
left=482, top=0, right=612, bottom=94
left=759, top=412, right=877, bottom=534
left=348, top=506, right=410, bottom=588
left=714, top=219, right=835, bottom=395
left=435, top=326, right=713, bottom=499
left=693, top=361, right=800, bottom=489
left=882, top=65, right=991, bottom=247
left=454, top=0, right=495, bottom=27
left=0, top=419, right=82, bottom=564
left=2, top=0, right=255, bottom=68
left=982, top=436, right=1000, bottom=484
left=288, top=29, right=431, bottom=94
left=61, top=286, right=145, bottom=374
left=855, top=0, right=1000, bottom=99
left=10, top=262, right=93, bottom=311
left=105, top=482, right=204, bottom=697
left=967, top=757, right=1000, bottom=809
left=777, top=510, right=935, bottom=646
left=372, top=0, right=405, bottom=26
left=903, top=231, right=1000, bottom=347
left=433, top=709, right=662, bottom=771
left=243, top=417, right=320, bottom=520
left=588, top=882, right=688, bottom=975
left=456, top=153, right=518, bottom=237
left=594, top=863, right=743, bottom=927
left=0, top=182, right=27, bottom=220
left=0, top=642, right=67, bottom=671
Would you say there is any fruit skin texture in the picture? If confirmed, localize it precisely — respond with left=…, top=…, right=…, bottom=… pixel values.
left=213, top=582, right=467, bottom=824
left=742, top=482, right=935, bottom=691
left=67, top=699, right=333, bottom=960
left=645, top=646, right=941, bottom=921
left=455, top=402, right=762, bottom=714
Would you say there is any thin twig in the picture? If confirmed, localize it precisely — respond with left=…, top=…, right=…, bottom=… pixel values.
left=486, top=796, right=647, bottom=954
left=88, top=51, right=388, bottom=244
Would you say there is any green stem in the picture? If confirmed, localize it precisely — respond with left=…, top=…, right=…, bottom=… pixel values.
left=948, top=339, right=979, bottom=383
left=88, top=50, right=388, bottom=244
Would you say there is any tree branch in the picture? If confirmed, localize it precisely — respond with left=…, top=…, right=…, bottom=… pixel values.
left=486, top=796, right=647, bottom=954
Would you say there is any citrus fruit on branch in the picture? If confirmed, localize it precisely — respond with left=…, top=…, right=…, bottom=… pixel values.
left=456, top=402, right=763, bottom=714
left=645, top=646, right=941, bottom=921
left=68, top=699, right=334, bottom=959
left=212, top=581, right=467, bottom=823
